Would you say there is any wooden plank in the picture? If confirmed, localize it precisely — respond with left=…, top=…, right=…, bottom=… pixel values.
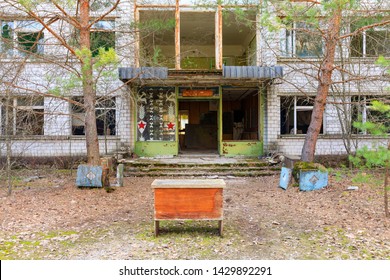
left=151, top=179, right=225, bottom=188
left=154, top=188, right=223, bottom=220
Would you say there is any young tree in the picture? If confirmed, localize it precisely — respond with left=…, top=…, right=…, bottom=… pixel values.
left=6, top=0, right=121, bottom=165
left=350, top=96, right=390, bottom=217
left=270, top=0, right=390, bottom=162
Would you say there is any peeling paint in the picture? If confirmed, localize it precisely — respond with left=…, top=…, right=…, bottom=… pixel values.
left=222, top=141, right=262, bottom=157
left=135, top=141, right=178, bottom=157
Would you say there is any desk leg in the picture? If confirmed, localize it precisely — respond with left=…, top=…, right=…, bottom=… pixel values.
left=154, top=220, right=159, bottom=237
left=218, top=220, right=223, bottom=237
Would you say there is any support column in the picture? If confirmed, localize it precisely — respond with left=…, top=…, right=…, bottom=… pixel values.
left=175, top=0, right=181, bottom=70
left=134, top=1, right=140, bottom=67
left=215, top=4, right=223, bottom=70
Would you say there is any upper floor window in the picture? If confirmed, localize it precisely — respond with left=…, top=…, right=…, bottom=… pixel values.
left=350, top=26, right=390, bottom=58
left=281, top=22, right=323, bottom=58
left=90, top=20, right=115, bottom=57
left=0, top=20, right=44, bottom=57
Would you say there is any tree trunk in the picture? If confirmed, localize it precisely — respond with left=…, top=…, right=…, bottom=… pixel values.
left=301, top=8, right=342, bottom=162
left=80, top=0, right=100, bottom=165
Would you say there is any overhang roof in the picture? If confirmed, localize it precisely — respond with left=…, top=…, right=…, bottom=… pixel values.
left=119, top=66, right=283, bottom=87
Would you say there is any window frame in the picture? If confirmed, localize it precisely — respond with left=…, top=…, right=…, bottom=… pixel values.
left=280, top=96, right=323, bottom=135
left=90, top=20, right=115, bottom=57
left=0, top=96, right=45, bottom=136
left=70, top=96, right=117, bottom=136
left=350, top=26, right=390, bottom=58
left=351, top=95, right=390, bottom=134
left=0, top=19, right=45, bottom=57
left=281, top=22, right=324, bottom=58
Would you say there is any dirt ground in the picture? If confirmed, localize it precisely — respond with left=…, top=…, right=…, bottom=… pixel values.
left=0, top=169, right=389, bottom=260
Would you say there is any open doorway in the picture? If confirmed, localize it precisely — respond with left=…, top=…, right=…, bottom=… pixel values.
left=222, top=87, right=259, bottom=141
left=178, top=100, right=218, bottom=153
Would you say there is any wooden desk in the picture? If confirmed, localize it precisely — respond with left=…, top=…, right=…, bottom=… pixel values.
left=151, top=179, right=226, bottom=236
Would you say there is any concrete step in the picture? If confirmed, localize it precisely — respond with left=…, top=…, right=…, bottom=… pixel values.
left=122, top=157, right=280, bottom=177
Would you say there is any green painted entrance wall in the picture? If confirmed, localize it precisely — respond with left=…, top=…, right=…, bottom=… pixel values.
left=221, top=141, right=262, bottom=157
left=134, top=141, right=178, bottom=157
left=133, top=86, right=265, bottom=157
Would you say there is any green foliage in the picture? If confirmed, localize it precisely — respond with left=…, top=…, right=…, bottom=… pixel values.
left=94, top=47, right=118, bottom=69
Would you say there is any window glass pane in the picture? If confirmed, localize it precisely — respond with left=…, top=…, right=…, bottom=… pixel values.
left=350, top=33, right=363, bottom=57
left=92, top=20, right=115, bottom=30
left=295, top=22, right=323, bottom=57
left=71, top=97, right=116, bottom=136
left=137, top=87, right=176, bottom=141
left=90, top=31, right=115, bottom=57
left=16, top=97, right=44, bottom=135
left=17, top=31, right=44, bottom=54
left=17, top=21, right=43, bottom=31
left=366, top=29, right=390, bottom=57
left=17, top=97, right=44, bottom=107
left=1, top=21, right=14, bottom=55
left=280, top=96, right=321, bottom=135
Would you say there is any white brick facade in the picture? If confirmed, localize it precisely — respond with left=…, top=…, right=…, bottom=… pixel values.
left=1, top=1, right=389, bottom=158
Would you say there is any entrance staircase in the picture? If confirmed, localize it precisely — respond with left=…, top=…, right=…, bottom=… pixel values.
left=120, top=154, right=281, bottom=178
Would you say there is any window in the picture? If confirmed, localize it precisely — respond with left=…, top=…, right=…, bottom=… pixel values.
left=0, top=97, right=44, bottom=136
left=15, top=97, right=44, bottom=135
left=350, top=26, right=390, bottom=58
left=280, top=96, right=323, bottom=135
left=1, top=21, right=14, bottom=56
left=0, top=20, right=44, bottom=57
left=90, top=20, right=115, bottom=57
left=351, top=96, right=390, bottom=134
left=71, top=97, right=116, bottom=136
left=281, top=22, right=323, bottom=58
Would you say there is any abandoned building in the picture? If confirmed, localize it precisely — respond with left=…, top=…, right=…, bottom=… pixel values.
left=0, top=1, right=389, bottom=159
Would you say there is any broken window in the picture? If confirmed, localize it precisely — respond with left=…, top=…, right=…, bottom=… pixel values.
left=17, top=21, right=44, bottom=56
left=351, top=95, right=390, bottom=134
left=281, top=22, right=323, bottom=58
left=280, top=96, right=322, bottom=135
left=136, top=87, right=176, bottom=141
left=90, top=20, right=115, bottom=57
left=71, top=97, right=116, bottom=136
left=139, top=10, right=176, bottom=67
left=1, top=20, right=14, bottom=56
left=1, top=20, right=44, bottom=57
left=350, top=26, right=390, bottom=58
left=222, top=10, right=256, bottom=66
left=15, top=97, right=44, bottom=136
left=222, top=87, right=259, bottom=140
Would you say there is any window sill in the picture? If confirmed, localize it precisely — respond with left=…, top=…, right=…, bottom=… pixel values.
left=0, top=135, right=120, bottom=141
left=278, top=134, right=389, bottom=139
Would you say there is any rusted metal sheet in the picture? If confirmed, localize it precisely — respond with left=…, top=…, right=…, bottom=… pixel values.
left=299, top=170, right=328, bottom=191
left=182, top=89, right=213, bottom=97
left=119, top=67, right=168, bottom=80
left=279, top=167, right=292, bottom=190
left=223, top=65, right=283, bottom=79
left=76, top=165, right=103, bottom=187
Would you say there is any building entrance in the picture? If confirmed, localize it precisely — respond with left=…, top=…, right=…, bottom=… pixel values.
left=178, top=100, right=219, bottom=152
